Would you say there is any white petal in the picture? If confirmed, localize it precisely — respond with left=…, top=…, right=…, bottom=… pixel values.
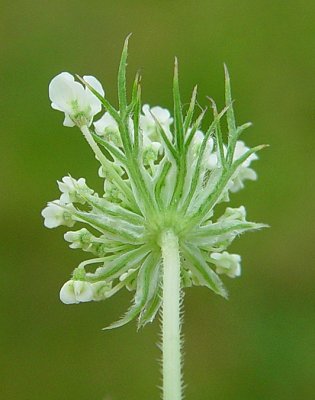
left=51, top=102, right=63, bottom=111
left=233, top=263, right=242, bottom=277
left=73, top=281, right=94, bottom=302
left=91, top=282, right=110, bottom=301
left=60, top=280, right=78, bottom=304
left=84, top=75, right=104, bottom=115
left=77, top=178, right=86, bottom=186
left=63, top=114, right=75, bottom=127
left=41, top=204, right=61, bottom=228
left=71, top=81, right=89, bottom=109
left=86, top=96, right=102, bottom=116
left=218, top=206, right=246, bottom=222
left=210, top=253, right=221, bottom=261
left=59, top=193, right=71, bottom=204
left=242, top=167, right=257, bottom=181
left=211, top=252, right=241, bottom=278
left=142, top=104, right=150, bottom=116
left=194, top=130, right=204, bottom=143
left=83, top=75, right=105, bottom=96
left=207, top=153, right=218, bottom=169
left=151, top=106, right=172, bottom=124
left=234, top=141, right=258, bottom=167
left=94, top=112, right=117, bottom=134
left=64, top=231, right=78, bottom=243
left=49, top=72, right=77, bottom=113
left=58, top=176, right=73, bottom=193
left=43, top=217, right=59, bottom=229
left=151, top=141, right=162, bottom=152
left=234, top=141, right=247, bottom=157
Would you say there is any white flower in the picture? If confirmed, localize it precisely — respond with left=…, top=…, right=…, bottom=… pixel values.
left=192, top=130, right=217, bottom=169
left=64, top=228, right=94, bottom=250
left=94, top=112, right=118, bottom=134
left=41, top=200, right=76, bottom=228
left=49, top=72, right=104, bottom=128
left=94, top=112, right=122, bottom=146
left=91, top=281, right=112, bottom=301
left=210, top=251, right=241, bottom=278
left=230, top=141, right=258, bottom=192
left=140, top=105, right=173, bottom=141
left=230, top=167, right=257, bottom=192
left=234, top=141, right=258, bottom=167
left=58, top=176, right=93, bottom=204
left=59, top=280, right=94, bottom=304
left=142, top=141, right=162, bottom=165
left=104, top=179, right=124, bottom=203
left=93, top=111, right=118, bottom=136
left=218, top=206, right=246, bottom=222
left=119, top=268, right=137, bottom=291
left=191, top=130, right=204, bottom=146
left=60, top=280, right=111, bottom=303
left=94, top=112, right=135, bottom=147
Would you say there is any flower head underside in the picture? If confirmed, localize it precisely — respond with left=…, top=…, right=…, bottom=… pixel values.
left=42, top=38, right=267, bottom=329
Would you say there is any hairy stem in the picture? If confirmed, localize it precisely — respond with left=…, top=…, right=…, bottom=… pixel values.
left=160, top=230, right=182, bottom=400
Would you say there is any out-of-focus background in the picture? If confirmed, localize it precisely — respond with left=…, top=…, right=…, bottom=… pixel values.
left=1, top=1, right=314, bottom=399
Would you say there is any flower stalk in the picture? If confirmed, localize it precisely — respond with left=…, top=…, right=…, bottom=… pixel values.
left=160, top=230, right=182, bottom=400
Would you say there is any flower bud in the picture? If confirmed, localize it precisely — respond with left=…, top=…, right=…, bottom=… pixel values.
left=143, top=142, right=162, bottom=165
left=58, top=176, right=94, bottom=204
left=64, top=228, right=94, bottom=250
left=94, top=112, right=123, bottom=147
left=41, top=200, right=76, bottom=229
left=59, top=280, right=94, bottom=304
left=210, top=252, right=241, bottom=278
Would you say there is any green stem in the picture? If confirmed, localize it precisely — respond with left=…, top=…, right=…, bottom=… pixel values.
left=160, top=230, right=182, bottom=400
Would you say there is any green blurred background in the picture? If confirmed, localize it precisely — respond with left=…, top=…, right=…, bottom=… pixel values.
left=1, top=1, right=315, bottom=399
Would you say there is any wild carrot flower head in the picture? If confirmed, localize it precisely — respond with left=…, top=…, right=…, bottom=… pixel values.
left=42, top=37, right=267, bottom=329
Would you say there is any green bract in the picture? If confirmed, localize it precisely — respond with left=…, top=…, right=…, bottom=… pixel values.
left=42, top=37, right=267, bottom=329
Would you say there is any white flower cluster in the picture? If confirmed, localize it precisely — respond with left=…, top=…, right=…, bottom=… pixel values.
left=44, top=47, right=266, bottom=328
left=94, top=104, right=172, bottom=166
